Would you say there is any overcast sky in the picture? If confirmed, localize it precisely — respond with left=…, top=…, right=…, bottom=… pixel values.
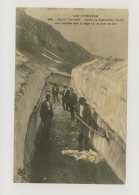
left=25, top=8, right=128, bottom=59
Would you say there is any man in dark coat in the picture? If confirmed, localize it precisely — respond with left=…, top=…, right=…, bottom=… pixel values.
left=52, top=83, right=59, bottom=103
left=62, top=85, right=70, bottom=111
left=40, top=94, right=53, bottom=138
left=75, top=97, right=92, bottom=150
left=68, top=87, right=78, bottom=120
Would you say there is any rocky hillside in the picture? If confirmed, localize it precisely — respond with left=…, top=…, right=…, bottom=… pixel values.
left=16, top=9, right=96, bottom=73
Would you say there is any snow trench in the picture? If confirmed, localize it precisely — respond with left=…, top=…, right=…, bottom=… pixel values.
left=14, top=60, right=126, bottom=183
left=23, top=73, right=71, bottom=182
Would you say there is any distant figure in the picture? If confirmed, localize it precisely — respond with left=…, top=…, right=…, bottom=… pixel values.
left=52, top=83, right=59, bottom=103
left=62, top=85, right=70, bottom=111
left=68, top=87, right=78, bottom=120
left=40, top=94, right=53, bottom=138
left=75, top=97, right=92, bottom=150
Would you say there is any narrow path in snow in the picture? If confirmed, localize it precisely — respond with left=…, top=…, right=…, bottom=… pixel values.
left=30, top=97, right=122, bottom=184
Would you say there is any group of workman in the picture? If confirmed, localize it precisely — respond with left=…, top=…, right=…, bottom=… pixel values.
left=40, top=83, right=92, bottom=150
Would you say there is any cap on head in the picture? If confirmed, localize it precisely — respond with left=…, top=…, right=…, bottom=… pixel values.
left=79, top=97, right=86, bottom=104
left=46, top=94, right=51, bottom=99
left=64, top=85, right=68, bottom=88
left=54, top=83, right=57, bottom=86
left=70, top=87, right=74, bottom=91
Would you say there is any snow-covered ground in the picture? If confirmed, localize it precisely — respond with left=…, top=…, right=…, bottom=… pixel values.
left=41, top=53, right=63, bottom=64
left=42, top=47, right=61, bottom=59
left=62, top=149, right=103, bottom=163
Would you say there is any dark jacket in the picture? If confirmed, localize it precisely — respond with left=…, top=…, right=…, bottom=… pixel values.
left=40, top=100, right=53, bottom=122
left=75, top=102, right=92, bottom=125
left=52, top=86, right=59, bottom=95
left=68, top=92, right=78, bottom=106
left=62, top=89, right=70, bottom=102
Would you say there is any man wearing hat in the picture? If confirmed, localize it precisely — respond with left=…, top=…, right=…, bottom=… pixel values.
left=40, top=94, right=53, bottom=138
left=75, top=97, right=92, bottom=150
left=62, top=85, right=70, bottom=111
left=52, top=83, right=59, bottom=103
left=67, top=87, right=78, bottom=120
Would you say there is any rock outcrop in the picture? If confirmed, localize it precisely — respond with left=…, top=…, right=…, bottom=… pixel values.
left=71, top=57, right=127, bottom=183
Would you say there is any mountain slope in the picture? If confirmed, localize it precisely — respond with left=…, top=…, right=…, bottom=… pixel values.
left=16, top=9, right=96, bottom=73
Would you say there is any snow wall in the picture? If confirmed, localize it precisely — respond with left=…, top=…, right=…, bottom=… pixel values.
left=70, top=58, right=127, bottom=183
left=14, top=58, right=71, bottom=182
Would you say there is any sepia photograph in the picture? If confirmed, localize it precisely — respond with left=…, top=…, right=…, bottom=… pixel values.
left=14, top=8, right=128, bottom=184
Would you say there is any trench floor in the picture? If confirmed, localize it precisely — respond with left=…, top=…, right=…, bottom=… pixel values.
left=30, top=99, right=122, bottom=184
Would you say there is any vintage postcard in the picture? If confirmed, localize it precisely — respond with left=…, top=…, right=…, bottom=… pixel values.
left=14, top=8, right=128, bottom=184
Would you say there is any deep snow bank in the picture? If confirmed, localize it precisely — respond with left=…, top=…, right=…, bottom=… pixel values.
left=14, top=51, right=70, bottom=182
left=71, top=57, right=127, bottom=182
left=14, top=51, right=50, bottom=182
